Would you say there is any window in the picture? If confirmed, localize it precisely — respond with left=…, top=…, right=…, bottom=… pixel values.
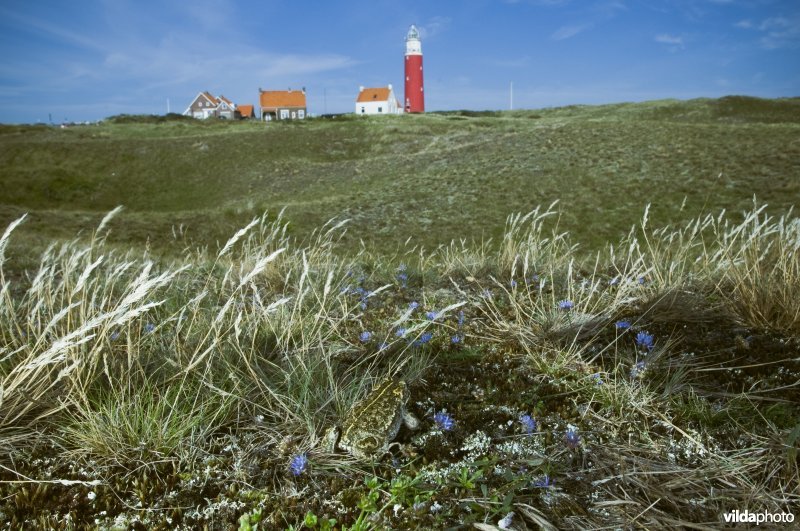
left=361, top=106, right=365, bottom=114
left=291, top=111, right=296, bottom=119
left=298, top=110, right=305, bottom=119
left=280, top=109, right=289, bottom=119
left=378, top=107, right=382, bottom=113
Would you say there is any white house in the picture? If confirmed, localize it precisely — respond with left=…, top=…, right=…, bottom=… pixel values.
left=355, top=85, right=402, bottom=115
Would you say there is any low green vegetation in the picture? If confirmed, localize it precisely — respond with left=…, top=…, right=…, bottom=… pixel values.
left=0, top=96, right=798, bottom=528
left=1, top=96, right=798, bottom=256
left=1, top=201, right=798, bottom=528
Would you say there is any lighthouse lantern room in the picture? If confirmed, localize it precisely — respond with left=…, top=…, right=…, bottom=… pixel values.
left=404, top=25, right=424, bottom=113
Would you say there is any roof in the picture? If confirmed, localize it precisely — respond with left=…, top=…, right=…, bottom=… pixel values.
left=218, top=94, right=234, bottom=106
left=259, top=90, right=306, bottom=109
left=201, top=91, right=217, bottom=104
left=357, top=87, right=391, bottom=103
left=237, top=104, right=254, bottom=117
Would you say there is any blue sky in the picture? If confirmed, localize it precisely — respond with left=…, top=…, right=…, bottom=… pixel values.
left=0, top=0, right=798, bottom=123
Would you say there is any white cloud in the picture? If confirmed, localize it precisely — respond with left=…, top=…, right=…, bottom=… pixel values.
left=654, top=33, right=685, bottom=51
left=655, top=34, right=683, bottom=46
left=552, top=24, right=590, bottom=40
left=109, top=42, right=357, bottom=92
left=758, top=15, right=800, bottom=49
left=548, top=2, right=624, bottom=41
left=759, top=17, right=791, bottom=31
left=0, top=7, right=106, bottom=52
left=729, top=14, right=800, bottom=50
left=418, top=16, right=451, bottom=40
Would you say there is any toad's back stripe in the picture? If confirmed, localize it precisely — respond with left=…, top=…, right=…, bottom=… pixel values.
left=346, top=379, right=399, bottom=427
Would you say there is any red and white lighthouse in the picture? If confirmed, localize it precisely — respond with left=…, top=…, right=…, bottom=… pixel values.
left=404, top=25, right=424, bottom=113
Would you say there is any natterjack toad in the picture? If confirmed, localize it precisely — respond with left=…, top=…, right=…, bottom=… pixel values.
left=325, top=378, right=419, bottom=459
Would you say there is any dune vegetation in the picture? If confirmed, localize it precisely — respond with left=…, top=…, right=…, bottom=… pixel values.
left=1, top=96, right=799, bottom=528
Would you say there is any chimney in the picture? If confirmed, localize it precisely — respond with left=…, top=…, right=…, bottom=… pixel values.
left=359, top=86, right=364, bottom=92
left=388, top=84, right=392, bottom=90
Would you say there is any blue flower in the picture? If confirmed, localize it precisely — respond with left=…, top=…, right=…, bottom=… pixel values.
left=457, top=310, right=465, bottom=327
left=378, top=341, right=389, bottom=352
left=630, top=360, right=646, bottom=379
left=451, top=334, right=462, bottom=344
left=481, top=289, right=493, bottom=299
left=110, top=330, right=120, bottom=341
left=144, top=323, right=155, bottom=333
left=289, top=453, right=308, bottom=476
left=433, top=411, right=455, bottom=431
left=414, top=332, right=433, bottom=346
left=591, top=373, right=604, bottom=386
left=426, top=310, right=439, bottom=320
left=532, top=474, right=553, bottom=488
left=395, top=327, right=407, bottom=338
left=638, top=276, right=646, bottom=285
left=510, top=279, right=517, bottom=288
left=519, top=414, right=537, bottom=434
left=615, top=320, right=631, bottom=330
left=609, top=276, right=620, bottom=286
left=397, top=264, right=409, bottom=287
left=565, top=427, right=580, bottom=449
left=635, top=331, right=654, bottom=350
left=409, top=301, right=419, bottom=310
left=359, top=331, right=372, bottom=343
left=558, top=299, right=574, bottom=311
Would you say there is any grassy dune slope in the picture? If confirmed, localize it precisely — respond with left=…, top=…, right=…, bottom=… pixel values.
left=0, top=96, right=799, bottom=529
left=1, top=96, right=798, bottom=255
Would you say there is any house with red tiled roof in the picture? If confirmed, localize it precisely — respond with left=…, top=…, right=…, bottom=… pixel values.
left=355, top=85, right=401, bottom=115
left=236, top=104, right=255, bottom=120
left=183, top=91, right=237, bottom=119
left=259, top=88, right=307, bottom=121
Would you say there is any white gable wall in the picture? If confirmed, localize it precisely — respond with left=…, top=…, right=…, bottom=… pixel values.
left=355, top=87, right=402, bottom=115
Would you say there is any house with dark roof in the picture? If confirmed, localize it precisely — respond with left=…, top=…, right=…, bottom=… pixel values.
left=216, top=95, right=236, bottom=119
left=183, top=91, right=237, bottom=119
left=355, top=85, right=401, bottom=115
left=259, top=88, right=307, bottom=121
